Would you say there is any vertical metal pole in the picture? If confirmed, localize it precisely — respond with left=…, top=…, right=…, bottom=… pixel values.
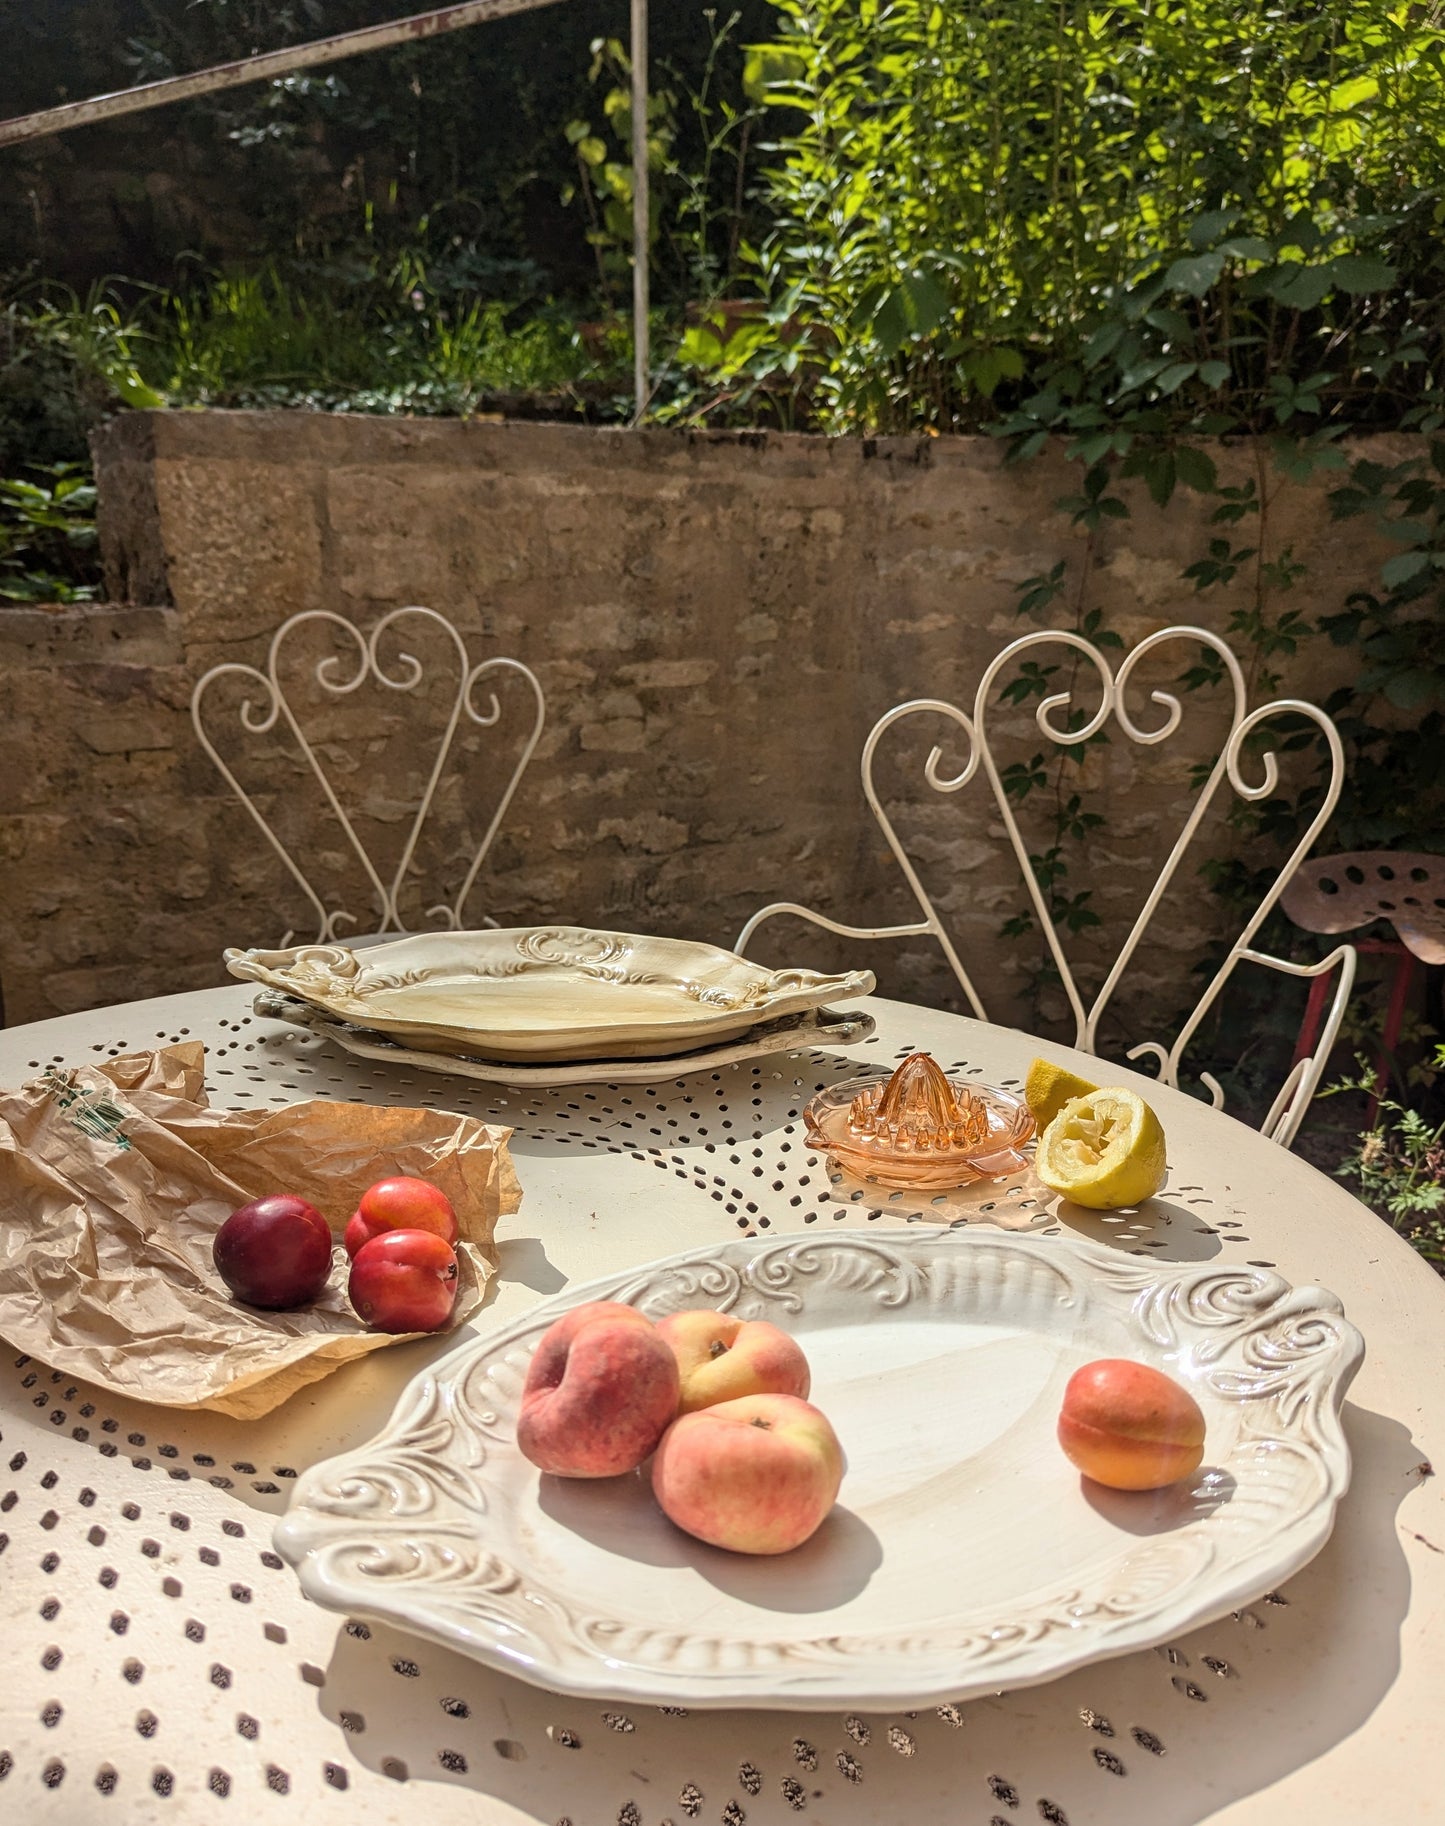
left=630, top=0, right=650, bottom=423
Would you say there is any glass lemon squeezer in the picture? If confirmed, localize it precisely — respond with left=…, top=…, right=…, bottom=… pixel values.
left=803, top=1051, right=1036, bottom=1190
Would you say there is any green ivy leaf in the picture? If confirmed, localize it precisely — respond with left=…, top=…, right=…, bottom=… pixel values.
left=1116, top=356, right=1171, bottom=395
left=1382, top=518, right=1434, bottom=546
left=1143, top=306, right=1191, bottom=339
left=962, top=345, right=1024, bottom=398
left=1187, top=210, right=1238, bottom=250
left=1330, top=255, right=1398, bottom=294
left=1144, top=449, right=1176, bottom=506
left=1174, top=446, right=1219, bottom=493
left=1156, top=361, right=1197, bottom=395
left=1262, top=263, right=1335, bottom=309
left=1384, top=670, right=1436, bottom=710
left=1381, top=550, right=1432, bottom=588
left=1082, top=320, right=1124, bottom=367
left=1163, top=252, right=1225, bottom=297
left=870, top=269, right=950, bottom=357
left=1215, top=235, right=1274, bottom=263
left=1069, top=430, right=1116, bottom=466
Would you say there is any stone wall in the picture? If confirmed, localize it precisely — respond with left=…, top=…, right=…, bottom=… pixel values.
left=0, top=411, right=1404, bottom=1041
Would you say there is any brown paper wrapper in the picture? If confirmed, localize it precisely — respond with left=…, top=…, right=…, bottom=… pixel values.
left=0, top=1043, right=520, bottom=1418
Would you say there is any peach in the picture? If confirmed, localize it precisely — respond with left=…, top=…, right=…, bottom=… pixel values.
left=651, top=1392, right=845, bottom=1554
left=656, top=1309, right=811, bottom=1414
left=1058, top=1358, right=1206, bottom=1491
left=517, top=1301, right=681, bottom=1478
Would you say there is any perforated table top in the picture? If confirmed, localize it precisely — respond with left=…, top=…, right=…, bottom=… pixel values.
left=1, top=985, right=1441, bottom=1825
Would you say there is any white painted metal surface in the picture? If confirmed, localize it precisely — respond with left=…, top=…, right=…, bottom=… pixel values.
left=736, top=626, right=1357, bottom=1148
left=190, top=606, right=545, bottom=944
left=0, top=983, right=1440, bottom=1823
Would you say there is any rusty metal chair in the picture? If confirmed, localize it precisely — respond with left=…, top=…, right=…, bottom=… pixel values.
left=1282, top=852, right=1445, bottom=1113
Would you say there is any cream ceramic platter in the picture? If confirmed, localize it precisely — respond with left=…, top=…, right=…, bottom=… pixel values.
left=274, top=1229, right=1362, bottom=1712
left=252, top=989, right=877, bottom=1085
left=226, top=927, right=875, bottom=1061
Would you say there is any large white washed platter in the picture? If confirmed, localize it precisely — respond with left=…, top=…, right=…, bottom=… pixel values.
left=226, top=926, right=875, bottom=1061
left=251, top=989, right=877, bottom=1087
left=274, top=1230, right=1362, bottom=1711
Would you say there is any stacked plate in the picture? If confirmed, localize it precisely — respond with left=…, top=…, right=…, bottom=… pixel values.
left=226, top=926, right=876, bottom=1086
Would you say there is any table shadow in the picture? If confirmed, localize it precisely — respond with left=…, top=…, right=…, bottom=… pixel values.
left=1081, top=1465, right=1237, bottom=1534
left=1053, top=1194, right=1224, bottom=1261
left=536, top=1470, right=883, bottom=1609
left=494, top=1233, right=568, bottom=1297
left=306, top=1398, right=1419, bottom=1826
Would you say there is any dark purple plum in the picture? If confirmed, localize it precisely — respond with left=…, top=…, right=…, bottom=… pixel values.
left=212, top=1194, right=334, bottom=1309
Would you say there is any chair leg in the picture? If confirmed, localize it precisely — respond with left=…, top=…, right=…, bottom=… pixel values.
left=1292, top=970, right=1334, bottom=1068
left=1369, top=952, right=1418, bottom=1125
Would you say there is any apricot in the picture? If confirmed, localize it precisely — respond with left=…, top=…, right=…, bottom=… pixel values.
left=1058, top=1358, right=1205, bottom=1491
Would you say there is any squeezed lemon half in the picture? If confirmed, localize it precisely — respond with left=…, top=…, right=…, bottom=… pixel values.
left=1034, top=1087, right=1167, bottom=1210
left=1023, top=1057, right=1099, bottom=1131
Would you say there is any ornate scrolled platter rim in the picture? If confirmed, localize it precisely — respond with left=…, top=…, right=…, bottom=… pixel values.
left=274, top=1229, right=1363, bottom=1711
left=252, top=989, right=877, bottom=1085
left=226, top=926, right=876, bottom=1060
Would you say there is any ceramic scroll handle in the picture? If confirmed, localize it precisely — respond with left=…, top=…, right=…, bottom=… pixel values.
left=224, top=943, right=365, bottom=990
left=762, top=967, right=876, bottom=997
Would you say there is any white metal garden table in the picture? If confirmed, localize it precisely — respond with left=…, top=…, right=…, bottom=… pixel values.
left=1, top=982, right=1441, bottom=1824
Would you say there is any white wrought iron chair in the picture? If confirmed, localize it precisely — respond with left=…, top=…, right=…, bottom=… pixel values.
left=191, top=606, right=545, bottom=944
left=736, top=625, right=1355, bottom=1148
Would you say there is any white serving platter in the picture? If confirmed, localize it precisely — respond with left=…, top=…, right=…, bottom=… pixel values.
left=252, top=990, right=876, bottom=1085
left=226, top=927, right=875, bottom=1060
left=274, top=1229, right=1363, bottom=1712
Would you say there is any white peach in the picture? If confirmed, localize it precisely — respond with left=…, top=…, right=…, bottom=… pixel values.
left=656, top=1309, right=811, bottom=1414
left=517, top=1301, right=680, bottom=1478
left=650, top=1392, right=844, bottom=1554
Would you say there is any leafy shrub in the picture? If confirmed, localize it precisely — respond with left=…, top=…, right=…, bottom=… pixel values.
left=1326, top=1052, right=1445, bottom=1263
left=6, top=258, right=629, bottom=424
left=148, top=263, right=613, bottom=412
left=0, top=464, right=98, bottom=604
left=720, top=0, right=1445, bottom=435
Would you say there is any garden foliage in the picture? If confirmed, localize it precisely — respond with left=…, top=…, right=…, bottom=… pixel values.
left=699, top=0, right=1445, bottom=432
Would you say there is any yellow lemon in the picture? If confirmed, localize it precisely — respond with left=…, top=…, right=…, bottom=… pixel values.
left=1024, top=1057, right=1099, bottom=1131
left=1034, top=1088, right=1167, bottom=1210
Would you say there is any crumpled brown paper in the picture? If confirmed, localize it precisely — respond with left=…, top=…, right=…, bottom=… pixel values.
left=0, top=1043, right=520, bottom=1418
